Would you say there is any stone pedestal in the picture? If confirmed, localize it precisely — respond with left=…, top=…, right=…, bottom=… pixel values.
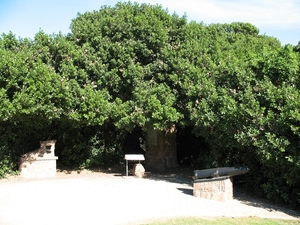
left=193, top=176, right=233, bottom=201
left=19, top=140, right=58, bottom=179
left=145, top=126, right=177, bottom=171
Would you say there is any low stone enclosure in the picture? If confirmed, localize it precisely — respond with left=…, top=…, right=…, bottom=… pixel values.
left=19, top=140, right=58, bottom=179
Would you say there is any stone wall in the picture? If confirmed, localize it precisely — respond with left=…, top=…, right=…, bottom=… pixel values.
left=145, top=127, right=177, bottom=171
left=193, top=177, right=233, bottom=201
left=19, top=159, right=57, bottom=178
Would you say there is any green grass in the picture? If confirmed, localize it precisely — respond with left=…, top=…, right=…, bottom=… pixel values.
left=143, top=217, right=300, bottom=225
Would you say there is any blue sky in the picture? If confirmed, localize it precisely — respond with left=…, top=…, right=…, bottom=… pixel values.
left=0, top=0, right=299, bottom=46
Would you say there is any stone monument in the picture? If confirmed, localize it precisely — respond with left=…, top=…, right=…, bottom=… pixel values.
left=19, top=140, right=58, bottom=178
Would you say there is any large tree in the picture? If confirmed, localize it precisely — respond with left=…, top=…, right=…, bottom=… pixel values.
left=0, top=1, right=299, bottom=207
left=70, top=2, right=187, bottom=129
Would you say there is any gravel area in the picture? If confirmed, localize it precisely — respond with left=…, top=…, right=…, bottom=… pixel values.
left=0, top=169, right=299, bottom=225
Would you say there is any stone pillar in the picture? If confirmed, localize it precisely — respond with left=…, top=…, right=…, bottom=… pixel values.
left=145, top=125, right=177, bottom=171
left=193, top=176, right=233, bottom=201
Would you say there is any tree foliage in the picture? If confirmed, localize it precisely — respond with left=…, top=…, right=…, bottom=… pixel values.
left=0, top=1, right=300, bottom=207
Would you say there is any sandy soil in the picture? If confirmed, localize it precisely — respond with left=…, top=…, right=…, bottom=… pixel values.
left=0, top=168, right=299, bottom=225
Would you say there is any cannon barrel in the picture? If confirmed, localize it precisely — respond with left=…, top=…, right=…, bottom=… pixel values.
left=193, top=167, right=249, bottom=179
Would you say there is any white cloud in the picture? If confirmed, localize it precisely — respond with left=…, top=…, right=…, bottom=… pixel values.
left=135, top=0, right=300, bottom=29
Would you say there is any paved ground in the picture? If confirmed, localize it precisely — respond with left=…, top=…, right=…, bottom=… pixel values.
left=0, top=168, right=299, bottom=225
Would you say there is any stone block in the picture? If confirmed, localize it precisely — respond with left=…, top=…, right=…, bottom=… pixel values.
left=193, top=177, right=233, bottom=201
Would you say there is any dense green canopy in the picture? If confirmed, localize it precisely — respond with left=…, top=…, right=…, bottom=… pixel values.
left=0, top=2, right=299, bottom=207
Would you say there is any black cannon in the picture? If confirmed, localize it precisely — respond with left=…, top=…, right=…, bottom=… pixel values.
left=193, top=167, right=249, bottom=180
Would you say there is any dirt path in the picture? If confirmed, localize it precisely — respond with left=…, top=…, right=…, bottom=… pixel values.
left=0, top=170, right=299, bottom=225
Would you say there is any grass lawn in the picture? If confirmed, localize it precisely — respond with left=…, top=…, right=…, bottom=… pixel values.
left=145, top=217, right=300, bottom=225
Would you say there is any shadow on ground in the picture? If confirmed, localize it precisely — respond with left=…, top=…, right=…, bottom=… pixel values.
left=177, top=187, right=193, bottom=195
left=233, top=190, right=300, bottom=219
left=143, top=166, right=194, bottom=185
